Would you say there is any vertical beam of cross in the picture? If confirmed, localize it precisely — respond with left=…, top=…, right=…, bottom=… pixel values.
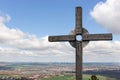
left=75, top=7, right=83, bottom=80
left=76, top=41, right=82, bottom=80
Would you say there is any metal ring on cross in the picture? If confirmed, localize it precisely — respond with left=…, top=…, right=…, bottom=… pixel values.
left=69, top=28, right=89, bottom=48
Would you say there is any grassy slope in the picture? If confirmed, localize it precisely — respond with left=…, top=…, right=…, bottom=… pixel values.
left=41, top=75, right=116, bottom=80
left=41, top=75, right=75, bottom=80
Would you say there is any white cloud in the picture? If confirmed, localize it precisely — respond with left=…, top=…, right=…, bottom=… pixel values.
left=0, top=15, right=74, bottom=62
left=0, top=14, right=120, bottom=62
left=83, top=41, right=120, bottom=62
left=0, top=14, right=11, bottom=23
left=90, top=0, right=120, bottom=34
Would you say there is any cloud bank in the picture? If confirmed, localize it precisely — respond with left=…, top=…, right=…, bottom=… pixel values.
left=90, top=0, right=120, bottom=34
left=0, top=14, right=120, bottom=62
left=0, top=14, right=74, bottom=62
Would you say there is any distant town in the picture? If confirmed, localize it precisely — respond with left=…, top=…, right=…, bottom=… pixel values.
left=0, top=62, right=119, bottom=80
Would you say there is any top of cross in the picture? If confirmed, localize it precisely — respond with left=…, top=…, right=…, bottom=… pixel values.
left=49, top=7, right=112, bottom=47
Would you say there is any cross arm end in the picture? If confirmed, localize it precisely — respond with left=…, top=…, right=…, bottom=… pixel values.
left=82, top=33, right=113, bottom=41
left=48, top=35, right=76, bottom=42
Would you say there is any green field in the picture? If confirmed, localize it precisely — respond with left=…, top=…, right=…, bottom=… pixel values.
left=41, top=75, right=116, bottom=80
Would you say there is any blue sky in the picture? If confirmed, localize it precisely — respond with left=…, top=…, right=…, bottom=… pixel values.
left=0, top=0, right=120, bottom=62
left=0, top=0, right=107, bottom=36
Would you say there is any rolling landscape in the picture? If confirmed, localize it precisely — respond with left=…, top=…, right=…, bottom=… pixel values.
left=0, top=62, right=119, bottom=80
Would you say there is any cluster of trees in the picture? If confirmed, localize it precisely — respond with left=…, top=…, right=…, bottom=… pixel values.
left=89, top=75, right=99, bottom=80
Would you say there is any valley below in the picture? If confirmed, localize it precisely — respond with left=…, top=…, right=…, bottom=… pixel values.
left=0, top=62, right=119, bottom=80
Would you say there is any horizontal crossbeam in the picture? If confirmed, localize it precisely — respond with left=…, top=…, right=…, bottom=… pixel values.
left=48, top=35, right=75, bottom=42
left=82, top=33, right=112, bottom=41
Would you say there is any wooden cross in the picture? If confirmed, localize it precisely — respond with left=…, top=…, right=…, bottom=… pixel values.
left=48, top=7, right=112, bottom=80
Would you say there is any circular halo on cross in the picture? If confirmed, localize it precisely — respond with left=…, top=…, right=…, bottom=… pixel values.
left=69, top=28, right=89, bottom=48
